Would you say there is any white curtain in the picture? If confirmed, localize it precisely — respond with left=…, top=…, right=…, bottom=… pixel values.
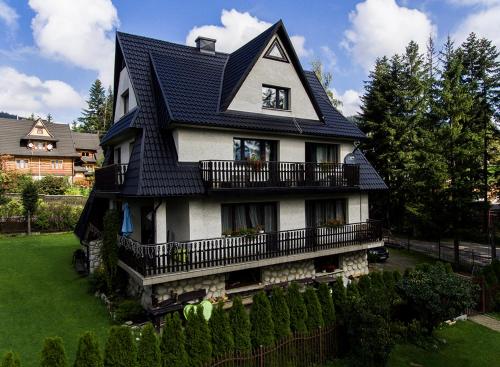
left=235, top=205, right=246, bottom=230
left=222, top=206, right=231, bottom=233
left=264, top=204, right=275, bottom=232
left=249, top=205, right=259, bottom=228
left=336, top=200, right=345, bottom=223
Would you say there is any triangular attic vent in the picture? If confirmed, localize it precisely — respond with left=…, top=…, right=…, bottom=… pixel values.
left=264, top=39, right=288, bottom=62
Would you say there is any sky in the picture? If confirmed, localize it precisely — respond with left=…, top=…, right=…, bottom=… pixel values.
left=0, top=0, right=499, bottom=123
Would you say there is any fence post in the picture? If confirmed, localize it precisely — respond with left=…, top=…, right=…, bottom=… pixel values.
left=319, top=327, right=324, bottom=362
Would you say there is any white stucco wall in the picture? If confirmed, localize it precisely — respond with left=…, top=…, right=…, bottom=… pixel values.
left=114, top=67, right=138, bottom=122
left=114, top=138, right=135, bottom=164
left=173, top=127, right=354, bottom=163
left=227, top=36, right=319, bottom=121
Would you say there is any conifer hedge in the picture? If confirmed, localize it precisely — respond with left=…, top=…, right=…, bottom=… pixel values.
left=304, top=287, right=324, bottom=330
left=250, top=291, right=275, bottom=348
left=40, top=337, right=67, bottom=367
left=269, top=287, right=291, bottom=340
left=103, top=326, right=136, bottom=367
left=160, top=313, right=188, bottom=367
left=229, top=296, right=252, bottom=353
left=317, top=283, right=336, bottom=327
left=184, top=306, right=212, bottom=366
left=286, top=282, right=308, bottom=333
left=74, top=332, right=102, bottom=367
left=137, top=323, right=160, bottom=367
left=331, top=277, right=346, bottom=319
left=209, top=301, right=234, bottom=358
left=1, top=352, right=20, bottom=367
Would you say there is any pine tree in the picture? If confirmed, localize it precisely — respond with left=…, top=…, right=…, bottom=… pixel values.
left=269, top=287, right=291, bottom=340
left=137, top=323, right=160, bottom=367
left=286, top=283, right=307, bottom=333
left=317, top=283, right=335, bottom=327
left=209, top=301, right=234, bottom=358
left=74, top=332, right=102, bottom=367
left=185, top=306, right=212, bottom=366
left=228, top=296, right=252, bottom=353
left=46, top=113, right=53, bottom=123
left=40, top=337, right=67, bottom=367
left=77, top=80, right=109, bottom=135
left=104, top=326, right=137, bottom=367
left=250, top=291, right=275, bottom=348
left=1, top=352, right=20, bottom=367
left=160, top=313, right=188, bottom=367
left=303, top=287, right=324, bottom=330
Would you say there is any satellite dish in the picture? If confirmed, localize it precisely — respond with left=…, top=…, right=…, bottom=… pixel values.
left=47, top=144, right=53, bottom=151
left=28, top=142, right=34, bottom=148
left=344, top=153, right=357, bottom=164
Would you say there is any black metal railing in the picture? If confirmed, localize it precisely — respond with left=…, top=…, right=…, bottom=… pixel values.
left=94, top=164, right=128, bottom=192
left=200, top=160, right=359, bottom=189
left=117, top=220, right=382, bottom=277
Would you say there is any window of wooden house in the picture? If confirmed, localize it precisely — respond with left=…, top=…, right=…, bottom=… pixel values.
left=36, top=128, right=43, bottom=135
left=51, top=160, right=63, bottom=169
left=16, top=159, right=28, bottom=169
left=221, top=202, right=277, bottom=235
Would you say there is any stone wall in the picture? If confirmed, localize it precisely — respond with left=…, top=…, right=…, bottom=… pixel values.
left=261, top=260, right=315, bottom=285
left=341, top=250, right=368, bottom=281
left=154, top=274, right=226, bottom=303
left=86, top=239, right=102, bottom=273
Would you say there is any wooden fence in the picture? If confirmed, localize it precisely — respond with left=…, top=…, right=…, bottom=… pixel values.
left=205, top=326, right=336, bottom=367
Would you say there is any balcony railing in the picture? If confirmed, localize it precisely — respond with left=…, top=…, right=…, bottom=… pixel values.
left=200, top=160, right=359, bottom=190
left=117, top=220, right=382, bottom=277
left=94, top=164, right=128, bottom=192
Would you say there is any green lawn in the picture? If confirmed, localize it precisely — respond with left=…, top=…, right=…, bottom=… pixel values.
left=0, top=233, right=111, bottom=366
left=387, top=321, right=500, bottom=367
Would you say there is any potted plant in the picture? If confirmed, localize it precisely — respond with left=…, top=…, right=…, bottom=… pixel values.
left=222, top=229, right=232, bottom=238
left=323, top=218, right=343, bottom=228
left=247, top=155, right=264, bottom=171
left=255, top=224, right=265, bottom=234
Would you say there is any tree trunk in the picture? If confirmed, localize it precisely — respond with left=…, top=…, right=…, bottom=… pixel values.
left=27, top=210, right=31, bottom=235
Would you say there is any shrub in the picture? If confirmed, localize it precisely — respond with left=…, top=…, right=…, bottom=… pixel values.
left=382, top=271, right=395, bottom=290
left=185, top=306, right=212, bottom=366
left=317, top=283, right=335, bottom=327
left=101, top=210, right=120, bottom=291
left=393, top=270, right=402, bottom=283
left=40, top=337, right=67, bottom=367
left=250, top=291, right=275, bottom=348
left=303, top=287, right=324, bottom=330
left=160, top=313, right=188, bottom=367
left=209, top=301, right=234, bottom=358
left=229, top=296, right=251, bottom=353
left=0, top=199, right=23, bottom=218
left=398, top=262, right=479, bottom=333
left=357, top=274, right=372, bottom=296
left=113, top=299, right=144, bottom=323
left=1, top=352, right=20, bottom=367
left=286, top=283, right=307, bottom=333
left=36, top=176, right=69, bottom=195
left=74, top=332, right=102, bottom=367
left=346, top=281, right=360, bottom=302
left=34, top=202, right=82, bottom=232
left=88, top=267, right=108, bottom=294
left=22, top=181, right=38, bottom=216
left=269, top=287, right=291, bottom=340
left=104, top=326, right=136, bottom=367
left=331, top=277, right=346, bottom=318
left=137, top=323, right=160, bottom=367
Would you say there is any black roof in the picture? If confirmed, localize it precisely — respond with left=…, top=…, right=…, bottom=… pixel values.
left=102, top=22, right=385, bottom=196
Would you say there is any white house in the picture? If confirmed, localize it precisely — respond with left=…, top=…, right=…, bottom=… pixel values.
left=76, top=21, right=387, bottom=309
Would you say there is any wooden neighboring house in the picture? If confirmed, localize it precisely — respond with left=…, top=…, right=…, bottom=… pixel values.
left=71, top=132, right=102, bottom=182
left=76, top=21, right=387, bottom=309
left=0, top=117, right=101, bottom=182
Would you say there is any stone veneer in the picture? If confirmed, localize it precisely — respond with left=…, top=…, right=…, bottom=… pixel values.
left=86, top=239, right=102, bottom=273
left=153, top=274, right=226, bottom=303
left=341, top=250, right=369, bottom=280
left=261, top=260, right=316, bottom=285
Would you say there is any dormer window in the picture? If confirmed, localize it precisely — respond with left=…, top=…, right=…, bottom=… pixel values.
left=37, top=128, right=43, bottom=135
left=262, top=85, right=289, bottom=110
left=122, top=89, right=130, bottom=115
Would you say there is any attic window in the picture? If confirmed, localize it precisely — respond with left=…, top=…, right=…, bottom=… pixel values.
left=263, top=39, right=288, bottom=63
left=262, top=85, right=289, bottom=110
left=122, top=89, right=130, bottom=115
left=37, top=128, right=43, bottom=135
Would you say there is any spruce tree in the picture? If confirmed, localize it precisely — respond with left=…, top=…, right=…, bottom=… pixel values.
left=184, top=306, right=212, bottom=366
left=1, top=352, right=20, bottom=367
left=250, top=291, right=275, bottom=348
left=317, top=283, right=336, bottom=327
left=228, top=296, right=252, bottom=353
left=137, top=323, right=160, bottom=367
left=40, top=337, right=67, bottom=367
left=286, top=283, right=307, bottom=333
left=77, top=80, right=109, bottom=134
left=104, top=326, right=137, bottom=367
left=160, top=313, right=188, bottom=367
left=303, top=287, right=324, bottom=330
left=209, top=301, right=234, bottom=358
left=74, top=332, right=102, bottom=367
left=269, top=287, right=291, bottom=340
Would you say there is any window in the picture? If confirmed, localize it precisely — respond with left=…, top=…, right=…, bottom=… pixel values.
left=305, top=199, right=346, bottom=227
left=36, top=128, right=43, bottom=135
left=221, top=202, right=277, bottom=235
left=233, top=138, right=276, bottom=161
left=114, top=147, right=121, bottom=164
left=16, top=159, right=28, bottom=169
left=262, top=85, right=289, bottom=110
left=51, top=160, right=63, bottom=169
left=122, top=89, right=129, bottom=115
left=305, top=143, right=339, bottom=163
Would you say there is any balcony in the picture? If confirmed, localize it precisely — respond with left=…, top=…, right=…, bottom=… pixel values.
left=200, top=160, right=359, bottom=192
left=117, top=220, right=382, bottom=281
left=94, top=164, right=128, bottom=192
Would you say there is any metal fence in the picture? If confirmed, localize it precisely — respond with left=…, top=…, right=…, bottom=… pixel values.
left=205, top=326, right=336, bottom=367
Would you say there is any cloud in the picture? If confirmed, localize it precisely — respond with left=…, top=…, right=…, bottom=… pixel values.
left=185, top=9, right=311, bottom=57
left=28, top=0, right=119, bottom=86
left=451, top=2, right=500, bottom=48
left=333, top=89, right=362, bottom=117
left=0, top=66, right=84, bottom=122
left=0, top=0, right=18, bottom=27
left=320, top=46, right=337, bottom=70
left=447, top=0, right=500, bottom=6
left=342, top=0, right=436, bottom=72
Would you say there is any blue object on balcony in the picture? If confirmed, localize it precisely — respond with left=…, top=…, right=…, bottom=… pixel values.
left=122, top=203, right=133, bottom=237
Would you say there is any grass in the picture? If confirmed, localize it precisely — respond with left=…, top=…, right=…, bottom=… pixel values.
left=489, top=312, right=500, bottom=321
left=387, top=321, right=500, bottom=367
left=0, top=233, right=111, bottom=366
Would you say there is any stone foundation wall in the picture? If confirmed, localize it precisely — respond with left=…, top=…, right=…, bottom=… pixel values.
left=86, top=239, right=102, bottom=273
left=154, top=274, right=226, bottom=302
left=127, top=276, right=153, bottom=309
left=261, top=260, right=315, bottom=285
left=341, top=250, right=368, bottom=281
